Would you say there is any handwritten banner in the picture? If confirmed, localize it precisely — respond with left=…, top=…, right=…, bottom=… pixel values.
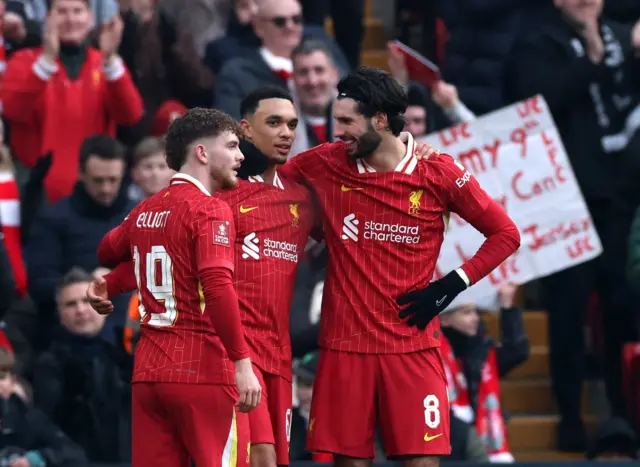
left=418, top=96, right=603, bottom=308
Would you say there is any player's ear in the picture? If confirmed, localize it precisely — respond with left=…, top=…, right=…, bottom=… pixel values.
left=240, top=119, right=252, bottom=141
left=194, top=144, right=208, bottom=165
left=374, top=112, right=388, bottom=132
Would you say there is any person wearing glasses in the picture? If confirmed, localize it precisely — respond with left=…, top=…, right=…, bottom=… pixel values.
left=213, top=0, right=348, bottom=120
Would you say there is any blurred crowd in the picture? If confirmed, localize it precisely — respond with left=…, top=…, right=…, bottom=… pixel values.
left=0, top=0, right=639, bottom=465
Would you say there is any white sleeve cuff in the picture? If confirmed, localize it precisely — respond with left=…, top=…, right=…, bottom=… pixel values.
left=456, top=268, right=470, bottom=287
left=103, top=56, right=125, bottom=81
left=32, top=55, right=59, bottom=81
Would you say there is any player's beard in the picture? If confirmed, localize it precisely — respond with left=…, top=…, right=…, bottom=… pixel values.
left=345, top=121, right=382, bottom=160
left=211, top=166, right=239, bottom=190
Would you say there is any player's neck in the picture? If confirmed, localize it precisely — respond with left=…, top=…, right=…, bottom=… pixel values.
left=365, top=136, right=407, bottom=172
left=179, top=167, right=216, bottom=195
left=260, top=165, right=278, bottom=184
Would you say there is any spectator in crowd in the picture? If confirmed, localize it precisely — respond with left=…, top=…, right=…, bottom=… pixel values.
left=157, top=0, right=232, bottom=58
left=150, top=99, right=186, bottom=137
left=403, top=85, right=431, bottom=138
left=437, top=0, right=550, bottom=115
left=0, top=139, right=37, bottom=375
left=213, top=0, right=348, bottom=119
left=289, top=351, right=319, bottom=461
left=0, top=347, right=88, bottom=466
left=117, top=0, right=212, bottom=146
left=122, top=294, right=140, bottom=356
left=444, top=413, right=490, bottom=463
left=128, top=136, right=174, bottom=203
left=203, top=0, right=260, bottom=74
left=628, top=205, right=640, bottom=294
left=1, top=0, right=143, bottom=203
left=0, top=237, right=16, bottom=320
left=386, top=43, right=476, bottom=135
left=206, top=0, right=348, bottom=77
left=603, top=1, right=640, bottom=26
left=290, top=39, right=339, bottom=156
left=4, top=0, right=48, bottom=54
left=27, top=135, right=135, bottom=346
left=289, top=246, right=326, bottom=360
left=0, top=137, right=26, bottom=299
left=4, top=0, right=121, bottom=55
left=508, top=0, right=640, bottom=449
left=440, top=283, right=529, bottom=462
left=299, top=0, right=364, bottom=69
left=586, top=417, right=638, bottom=461
left=290, top=351, right=338, bottom=462
left=32, top=268, right=131, bottom=464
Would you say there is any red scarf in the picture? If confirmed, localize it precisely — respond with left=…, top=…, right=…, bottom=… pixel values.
left=440, top=336, right=513, bottom=462
left=0, top=172, right=26, bottom=296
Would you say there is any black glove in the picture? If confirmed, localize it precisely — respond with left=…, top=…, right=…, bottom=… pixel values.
left=397, top=271, right=468, bottom=329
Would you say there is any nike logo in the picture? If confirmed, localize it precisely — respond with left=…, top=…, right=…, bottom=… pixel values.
left=435, top=296, right=447, bottom=306
left=239, top=205, right=258, bottom=214
left=341, top=185, right=363, bottom=192
left=424, top=433, right=443, bottom=442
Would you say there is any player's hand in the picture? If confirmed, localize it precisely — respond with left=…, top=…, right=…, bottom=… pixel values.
left=397, top=271, right=467, bottom=329
left=400, top=132, right=440, bottom=160
left=414, top=142, right=439, bottom=161
left=86, top=277, right=114, bottom=315
left=234, top=358, right=262, bottom=412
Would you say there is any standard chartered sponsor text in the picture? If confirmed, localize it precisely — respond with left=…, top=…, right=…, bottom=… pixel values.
left=263, top=238, right=299, bottom=262
left=363, top=221, right=420, bottom=244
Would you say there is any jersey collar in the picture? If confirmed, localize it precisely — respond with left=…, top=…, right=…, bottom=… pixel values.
left=355, top=133, right=418, bottom=175
left=169, top=173, right=211, bottom=196
left=248, top=171, right=285, bottom=190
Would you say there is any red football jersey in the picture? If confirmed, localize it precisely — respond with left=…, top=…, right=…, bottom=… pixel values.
left=215, top=172, right=314, bottom=380
left=110, top=174, right=238, bottom=384
left=279, top=135, right=492, bottom=354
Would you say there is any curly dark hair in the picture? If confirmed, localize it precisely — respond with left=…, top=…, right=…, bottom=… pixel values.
left=337, top=66, right=408, bottom=136
left=165, top=108, right=242, bottom=171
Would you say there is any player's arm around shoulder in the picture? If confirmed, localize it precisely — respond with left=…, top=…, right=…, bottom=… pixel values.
left=280, top=142, right=342, bottom=182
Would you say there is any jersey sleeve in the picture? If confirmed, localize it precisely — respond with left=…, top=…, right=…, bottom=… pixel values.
left=192, top=199, right=249, bottom=362
left=192, top=200, right=235, bottom=273
left=430, top=154, right=491, bottom=220
left=97, top=211, right=136, bottom=268
left=279, top=143, right=333, bottom=184
left=104, top=260, right=137, bottom=298
left=429, top=154, right=521, bottom=285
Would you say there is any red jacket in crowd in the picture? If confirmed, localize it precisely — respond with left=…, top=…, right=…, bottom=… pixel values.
left=1, top=48, right=143, bottom=202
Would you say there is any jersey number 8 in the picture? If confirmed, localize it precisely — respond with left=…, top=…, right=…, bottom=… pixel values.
left=423, top=395, right=440, bottom=429
left=133, top=245, right=178, bottom=327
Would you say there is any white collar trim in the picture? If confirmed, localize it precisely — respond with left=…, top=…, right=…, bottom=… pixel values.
left=355, top=133, right=418, bottom=175
left=248, top=171, right=285, bottom=189
left=169, top=173, right=211, bottom=196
